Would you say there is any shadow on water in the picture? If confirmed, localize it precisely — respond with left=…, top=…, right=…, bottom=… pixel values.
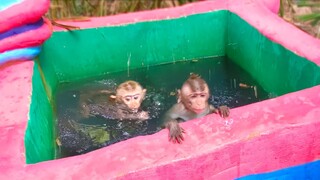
left=55, top=56, right=272, bottom=158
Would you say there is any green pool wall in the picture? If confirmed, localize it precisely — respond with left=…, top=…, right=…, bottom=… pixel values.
left=25, top=10, right=320, bottom=164
left=25, top=64, right=57, bottom=163
left=226, top=13, right=320, bottom=96
left=40, top=11, right=227, bottom=83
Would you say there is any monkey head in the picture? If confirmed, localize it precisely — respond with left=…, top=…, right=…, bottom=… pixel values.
left=110, top=81, right=146, bottom=112
left=178, top=74, right=210, bottom=114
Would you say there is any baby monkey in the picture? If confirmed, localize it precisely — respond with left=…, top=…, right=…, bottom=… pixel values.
left=163, top=73, right=230, bottom=143
left=81, top=80, right=149, bottom=120
left=110, top=80, right=149, bottom=120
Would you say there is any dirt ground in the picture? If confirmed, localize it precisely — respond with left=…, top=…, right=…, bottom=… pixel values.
left=49, top=0, right=319, bottom=39
left=281, top=0, right=320, bottom=38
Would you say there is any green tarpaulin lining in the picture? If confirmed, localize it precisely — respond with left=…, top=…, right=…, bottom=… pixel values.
left=227, top=13, right=320, bottom=95
left=25, top=10, right=320, bottom=164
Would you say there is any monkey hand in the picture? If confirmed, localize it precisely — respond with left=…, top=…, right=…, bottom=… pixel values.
left=166, top=121, right=185, bottom=144
left=138, top=111, right=149, bottom=120
left=218, top=106, right=230, bottom=118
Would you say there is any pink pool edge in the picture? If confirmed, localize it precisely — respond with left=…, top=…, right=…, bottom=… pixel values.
left=0, top=0, right=50, bottom=33
left=1, top=0, right=320, bottom=179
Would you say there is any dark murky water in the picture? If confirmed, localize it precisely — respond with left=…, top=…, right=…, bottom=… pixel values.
left=55, top=57, right=272, bottom=158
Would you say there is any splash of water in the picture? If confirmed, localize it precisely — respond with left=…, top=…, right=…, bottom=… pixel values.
left=127, top=53, right=131, bottom=77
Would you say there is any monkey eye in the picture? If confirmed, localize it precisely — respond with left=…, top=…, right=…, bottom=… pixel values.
left=190, top=94, right=197, bottom=99
left=125, top=97, right=131, bottom=102
left=200, top=94, right=206, bottom=98
left=133, top=95, right=140, bottom=100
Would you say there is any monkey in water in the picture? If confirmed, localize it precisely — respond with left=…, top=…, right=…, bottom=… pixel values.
left=80, top=80, right=149, bottom=121
left=163, top=73, right=230, bottom=143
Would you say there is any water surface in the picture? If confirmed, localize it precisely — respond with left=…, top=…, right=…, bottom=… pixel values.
left=55, top=57, right=272, bottom=158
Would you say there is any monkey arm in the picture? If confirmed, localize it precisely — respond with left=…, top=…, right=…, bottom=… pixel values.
left=209, top=105, right=230, bottom=118
left=209, top=105, right=219, bottom=114
left=165, top=120, right=185, bottom=143
left=219, top=106, right=230, bottom=118
left=163, top=104, right=184, bottom=124
left=137, top=110, right=149, bottom=120
left=98, top=90, right=113, bottom=94
left=163, top=103, right=186, bottom=143
left=120, top=110, right=149, bottom=121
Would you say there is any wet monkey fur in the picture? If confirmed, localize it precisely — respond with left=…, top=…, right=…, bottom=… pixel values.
left=163, top=73, right=230, bottom=143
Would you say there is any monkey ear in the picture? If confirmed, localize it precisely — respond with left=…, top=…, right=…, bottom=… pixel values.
left=110, top=95, right=117, bottom=99
left=177, top=89, right=181, bottom=103
left=142, top=89, right=147, bottom=93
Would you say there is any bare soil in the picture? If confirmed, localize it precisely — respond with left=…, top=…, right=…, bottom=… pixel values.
left=281, top=0, right=320, bottom=38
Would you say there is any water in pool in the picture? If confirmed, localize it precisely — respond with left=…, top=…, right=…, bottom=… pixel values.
left=55, top=57, right=272, bottom=158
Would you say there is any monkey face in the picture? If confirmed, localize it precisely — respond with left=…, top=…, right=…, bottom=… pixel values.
left=181, top=86, right=209, bottom=114
left=187, top=92, right=209, bottom=114
left=121, top=94, right=143, bottom=111
left=116, top=87, right=146, bottom=112
left=109, top=81, right=147, bottom=114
